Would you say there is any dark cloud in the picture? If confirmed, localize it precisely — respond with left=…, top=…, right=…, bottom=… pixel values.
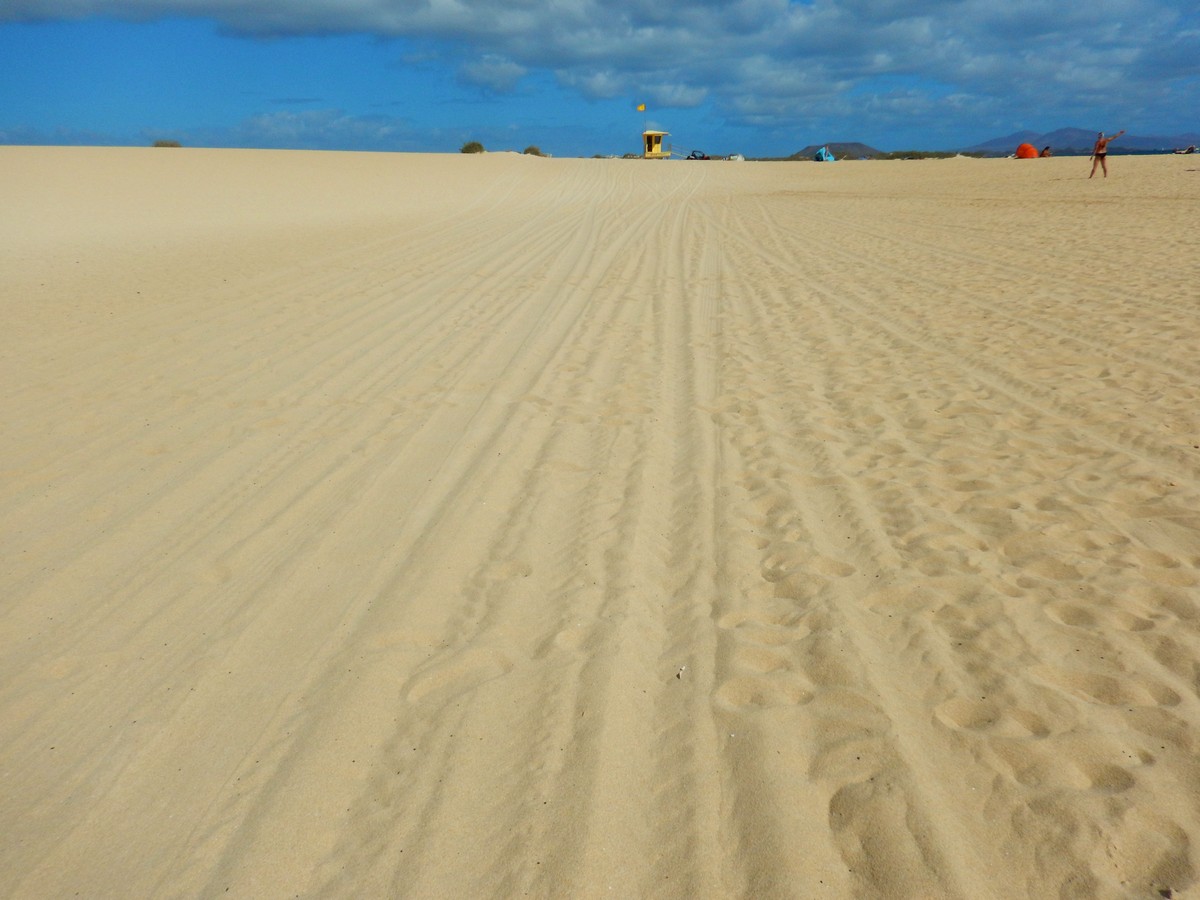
left=3, top=0, right=1197, bottom=139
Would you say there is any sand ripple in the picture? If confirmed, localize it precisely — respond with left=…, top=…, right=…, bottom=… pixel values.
left=2, top=148, right=1199, bottom=899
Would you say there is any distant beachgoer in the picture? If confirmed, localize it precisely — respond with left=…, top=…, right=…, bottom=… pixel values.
left=1089, top=129, right=1125, bottom=178
left=1040, top=146, right=1052, bottom=157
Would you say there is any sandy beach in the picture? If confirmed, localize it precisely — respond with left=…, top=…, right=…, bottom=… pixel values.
left=3, top=145, right=1200, bottom=898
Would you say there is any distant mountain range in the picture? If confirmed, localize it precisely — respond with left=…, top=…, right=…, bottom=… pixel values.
left=774, top=129, right=1198, bottom=161
left=965, top=127, right=1200, bottom=154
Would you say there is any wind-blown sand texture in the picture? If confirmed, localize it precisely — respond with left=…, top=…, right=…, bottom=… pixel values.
left=3, top=146, right=1200, bottom=898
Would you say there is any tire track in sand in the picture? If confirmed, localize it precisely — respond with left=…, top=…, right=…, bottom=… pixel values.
left=170, top=162, right=736, bottom=899
left=706, top=186, right=1200, bottom=898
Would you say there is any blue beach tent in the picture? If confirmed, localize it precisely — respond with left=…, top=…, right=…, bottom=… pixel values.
left=814, top=146, right=837, bottom=162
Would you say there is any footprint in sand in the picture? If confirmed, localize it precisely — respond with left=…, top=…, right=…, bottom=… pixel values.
left=1029, top=665, right=1181, bottom=708
left=809, top=555, right=857, bottom=578
left=714, top=674, right=814, bottom=710
left=1009, top=757, right=1137, bottom=793
left=730, top=644, right=793, bottom=675
left=807, top=733, right=888, bottom=783
left=716, top=608, right=809, bottom=646
left=1044, top=601, right=1155, bottom=632
left=364, top=627, right=444, bottom=654
left=532, top=615, right=603, bottom=658
left=760, top=552, right=854, bottom=594
left=479, top=558, right=533, bottom=581
left=933, top=696, right=1053, bottom=739
left=404, top=648, right=514, bottom=703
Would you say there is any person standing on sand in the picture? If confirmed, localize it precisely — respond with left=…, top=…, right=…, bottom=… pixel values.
left=1090, top=129, right=1125, bottom=178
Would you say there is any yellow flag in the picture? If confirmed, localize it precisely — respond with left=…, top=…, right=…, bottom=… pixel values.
left=636, top=103, right=646, bottom=112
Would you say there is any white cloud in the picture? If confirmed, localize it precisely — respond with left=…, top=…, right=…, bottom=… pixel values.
left=4, top=0, right=1198, bottom=141
left=558, top=69, right=627, bottom=100
left=459, top=54, right=526, bottom=92
left=202, top=108, right=424, bottom=150
left=650, top=83, right=709, bottom=108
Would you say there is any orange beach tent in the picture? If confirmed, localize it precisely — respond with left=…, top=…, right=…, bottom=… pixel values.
left=1015, top=143, right=1038, bottom=159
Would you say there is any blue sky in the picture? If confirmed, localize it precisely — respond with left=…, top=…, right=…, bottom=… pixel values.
left=1, top=1, right=1197, bottom=157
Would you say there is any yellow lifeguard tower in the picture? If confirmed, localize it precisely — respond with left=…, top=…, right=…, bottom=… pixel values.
left=642, top=130, right=670, bottom=159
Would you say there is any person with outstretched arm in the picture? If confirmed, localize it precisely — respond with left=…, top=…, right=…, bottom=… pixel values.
left=1090, top=129, right=1125, bottom=178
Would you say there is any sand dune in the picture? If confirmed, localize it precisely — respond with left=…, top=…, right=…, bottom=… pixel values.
left=2, top=146, right=1199, bottom=898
